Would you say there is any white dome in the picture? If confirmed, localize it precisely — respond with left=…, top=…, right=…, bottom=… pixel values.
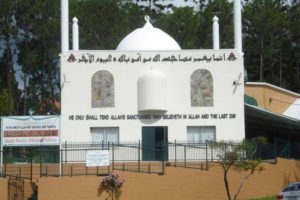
left=116, top=17, right=181, bottom=51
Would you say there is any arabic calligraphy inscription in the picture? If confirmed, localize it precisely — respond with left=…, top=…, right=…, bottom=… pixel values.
left=67, top=52, right=237, bottom=64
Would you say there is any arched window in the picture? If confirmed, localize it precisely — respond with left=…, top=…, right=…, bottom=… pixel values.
left=191, top=69, right=213, bottom=107
left=91, top=70, right=114, bottom=108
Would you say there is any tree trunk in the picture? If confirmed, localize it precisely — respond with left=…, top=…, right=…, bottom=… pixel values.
left=23, top=74, right=28, bottom=115
left=233, top=169, right=255, bottom=200
left=224, top=169, right=232, bottom=200
left=4, top=34, right=15, bottom=115
left=279, top=50, right=282, bottom=87
left=271, top=52, right=274, bottom=82
left=259, top=35, right=264, bottom=82
left=297, top=62, right=299, bottom=83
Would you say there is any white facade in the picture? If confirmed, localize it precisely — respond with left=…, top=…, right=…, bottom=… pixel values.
left=60, top=50, right=245, bottom=143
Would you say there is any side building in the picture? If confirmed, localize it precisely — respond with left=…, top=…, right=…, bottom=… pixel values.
left=245, top=82, right=300, bottom=142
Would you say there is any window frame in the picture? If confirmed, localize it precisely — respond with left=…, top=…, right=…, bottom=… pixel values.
left=187, top=126, right=216, bottom=143
left=90, top=127, right=120, bottom=144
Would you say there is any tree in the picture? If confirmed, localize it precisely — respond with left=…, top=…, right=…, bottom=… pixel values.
left=0, top=89, right=12, bottom=115
left=198, top=0, right=234, bottom=49
left=70, top=0, right=133, bottom=50
left=123, top=0, right=174, bottom=13
left=0, top=0, right=21, bottom=115
left=121, top=2, right=147, bottom=32
left=15, top=0, right=61, bottom=115
left=243, top=0, right=289, bottom=84
left=155, top=7, right=200, bottom=49
left=155, top=0, right=233, bottom=49
left=288, top=1, right=300, bottom=92
left=214, top=140, right=263, bottom=200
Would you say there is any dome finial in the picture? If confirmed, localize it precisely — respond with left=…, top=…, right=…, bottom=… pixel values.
left=144, top=15, right=151, bottom=22
left=116, top=14, right=181, bottom=51
left=143, top=15, right=153, bottom=29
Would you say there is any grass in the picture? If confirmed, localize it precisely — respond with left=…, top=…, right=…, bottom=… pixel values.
left=247, top=196, right=277, bottom=200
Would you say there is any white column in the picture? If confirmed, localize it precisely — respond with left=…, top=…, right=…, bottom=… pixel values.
left=234, top=0, right=242, bottom=54
left=213, top=16, right=220, bottom=50
left=72, top=17, right=79, bottom=51
left=61, top=0, right=69, bottom=54
left=0, top=118, right=3, bottom=172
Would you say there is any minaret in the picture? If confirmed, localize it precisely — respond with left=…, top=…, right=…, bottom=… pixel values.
left=213, top=16, right=220, bottom=50
left=72, top=17, right=79, bottom=51
left=61, top=0, right=69, bottom=54
left=234, top=0, right=242, bottom=54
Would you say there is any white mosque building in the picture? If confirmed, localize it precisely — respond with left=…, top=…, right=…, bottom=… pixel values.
left=60, top=0, right=245, bottom=153
left=0, top=0, right=246, bottom=164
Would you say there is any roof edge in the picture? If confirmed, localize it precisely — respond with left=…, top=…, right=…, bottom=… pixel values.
left=245, top=103, right=300, bottom=123
left=246, top=82, right=300, bottom=98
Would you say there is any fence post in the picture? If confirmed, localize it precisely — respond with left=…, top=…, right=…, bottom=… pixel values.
left=288, top=135, right=292, bottom=159
left=1, top=149, right=5, bottom=178
left=274, top=138, right=278, bottom=158
left=108, top=142, right=110, bottom=173
left=162, top=153, right=165, bottom=175
left=242, top=143, right=245, bottom=160
left=174, top=140, right=177, bottom=167
left=138, top=140, right=141, bottom=172
left=65, top=141, right=67, bottom=164
left=211, top=140, right=213, bottom=161
left=184, top=145, right=186, bottom=168
left=39, top=150, right=42, bottom=177
left=288, top=141, right=291, bottom=159
left=30, top=153, right=33, bottom=182
left=205, top=141, right=208, bottom=171
left=112, top=143, right=114, bottom=171
left=224, top=143, right=227, bottom=162
left=164, top=140, right=168, bottom=161
left=4, top=162, right=6, bottom=178
left=259, top=142, right=262, bottom=159
left=61, top=149, right=64, bottom=177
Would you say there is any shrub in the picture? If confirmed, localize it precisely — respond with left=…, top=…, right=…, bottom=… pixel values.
left=101, top=172, right=125, bottom=200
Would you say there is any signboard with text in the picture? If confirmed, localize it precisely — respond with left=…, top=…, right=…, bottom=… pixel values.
left=1, top=116, right=60, bottom=146
left=86, top=150, right=109, bottom=167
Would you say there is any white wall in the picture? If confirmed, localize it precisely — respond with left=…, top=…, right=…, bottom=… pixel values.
left=60, top=50, right=245, bottom=142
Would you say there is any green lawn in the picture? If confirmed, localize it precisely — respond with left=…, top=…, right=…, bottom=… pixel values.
left=247, top=196, right=277, bottom=200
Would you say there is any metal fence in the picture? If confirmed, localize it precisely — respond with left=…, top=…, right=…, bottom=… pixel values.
left=275, top=138, right=300, bottom=159
left=1, top=150, right=33, bottom=181
left=166, top=141, right=209, bottom=169
left=40, top=142, right=166, bottom=177
left=1, top=138, right=300, bottom=180
left=59, top=141, right=210, bottom=169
